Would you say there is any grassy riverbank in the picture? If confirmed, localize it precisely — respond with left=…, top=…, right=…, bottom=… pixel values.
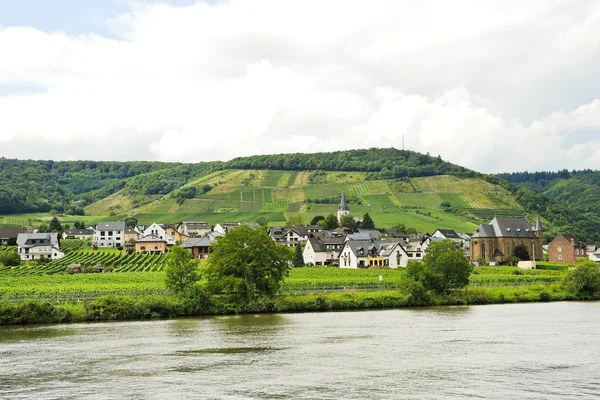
left=2, top=283, right=597, bottom=326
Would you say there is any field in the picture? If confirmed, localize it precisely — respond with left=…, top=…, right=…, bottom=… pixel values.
left=0, top=265, right=568, bottom=301
left=0, top=251, right=167, bottom=276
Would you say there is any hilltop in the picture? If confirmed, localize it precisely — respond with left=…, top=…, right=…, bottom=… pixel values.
left=1, top=149, right=599, bottom=242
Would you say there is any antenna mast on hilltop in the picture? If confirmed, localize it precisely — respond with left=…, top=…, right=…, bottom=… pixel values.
left=402, top=135, right=405, bottom=151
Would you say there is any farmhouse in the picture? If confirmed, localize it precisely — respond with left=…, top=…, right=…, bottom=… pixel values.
left=94, top=222, right=126, bottom=248
left=548, top=234, right=587, bottom=264
left=339, top=238, right=422, bottom=269
left=269, top=226, right=308, bottom=247
left=135, top=235, right=167, bottom=254
left=303, top=232, right=345, bottom=266
left=214, top=222, right=240, bottom=234
left=471, top=216, right=543, bottom=263
left=164, top=224, right=189, bottom=243
left=62, top=228, right=95, bottom=240
left=0, top=226, right=28, bottom=246
left=176, top=221, right=211, bottom=237
left=16, top=233, right=64, bottom=261
left=181, top=232, right=222, bottom=259
left=124, top=226, right=139, bottom=243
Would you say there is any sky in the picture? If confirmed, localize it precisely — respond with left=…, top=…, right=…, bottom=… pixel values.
left=1, top=0, right=600, bottom=173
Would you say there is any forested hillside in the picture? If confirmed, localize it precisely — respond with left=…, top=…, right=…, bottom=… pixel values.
left=2, top=149, right=600, bottom=243
left=496, top=170, right=600, bottom=243
left=0, top=149, right=471, bottom=215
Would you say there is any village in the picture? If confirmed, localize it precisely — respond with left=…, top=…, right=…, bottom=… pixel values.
left=1, top=191, right=598, bottom=270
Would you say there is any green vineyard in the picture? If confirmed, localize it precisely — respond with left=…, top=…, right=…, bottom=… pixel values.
left=0, top=251, right=167, bottom=276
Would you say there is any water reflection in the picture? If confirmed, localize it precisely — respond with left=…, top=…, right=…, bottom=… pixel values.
left=0, top=324, right=77, bottom=342
left=1, top=303, right=599, bottom=399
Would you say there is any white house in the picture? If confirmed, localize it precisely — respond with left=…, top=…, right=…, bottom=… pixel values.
left=339, top=238, right=423, bottom=269
left=214, top=222, right=240, bottom=235
left=62, top=228, right=95, bottom=240
left=176, top=221, right=212, bottom=237
left=270, top=226, right=308, bottom=247
left=16, top=233, right=64, bottom=261
left=303, top=233, right=345, bottom=266
left=94, top=222, right=126, bottom=247
left=143, top=223, right=176, bottom=246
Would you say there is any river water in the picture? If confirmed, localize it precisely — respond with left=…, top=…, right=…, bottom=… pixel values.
left=1, top=302, right=599, bottom=399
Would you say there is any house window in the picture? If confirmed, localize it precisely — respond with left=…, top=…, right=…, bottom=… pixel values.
left=141, top=245, right=146, bottom=251
left=558, top=247, right=562, bottom=252
left=154, top=246, right=159, bottom=250
left=558, top=255, right=563, bottom=260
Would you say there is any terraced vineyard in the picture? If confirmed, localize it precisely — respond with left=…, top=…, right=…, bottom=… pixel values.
left=60, top=239, right=87, bottom=252
left=0, top=251, right=167, bottom=276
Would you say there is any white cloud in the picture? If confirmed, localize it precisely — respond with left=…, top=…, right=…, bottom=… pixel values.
left=1, top=0, right=600, bottom=172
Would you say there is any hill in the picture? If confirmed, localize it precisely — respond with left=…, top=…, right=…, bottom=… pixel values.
left=1, top=149, right=600, bottom=242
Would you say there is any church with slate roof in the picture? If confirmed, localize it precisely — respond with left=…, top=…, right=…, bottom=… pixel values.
left=337, top=190, right=350, bottom=223
left=470, top=215, right=543, bottom=263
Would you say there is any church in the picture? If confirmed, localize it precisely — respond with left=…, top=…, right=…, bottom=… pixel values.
left=337, top=190, right=350, bottom=222
left=470, top=216, right=543, bottom=263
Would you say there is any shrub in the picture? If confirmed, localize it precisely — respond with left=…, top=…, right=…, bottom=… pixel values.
left=0, top=251, right=20, bottom=266
left=564, top=260, right=600, bottom=297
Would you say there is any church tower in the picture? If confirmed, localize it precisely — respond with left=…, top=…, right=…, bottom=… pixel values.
left=337, top=190, right=350, bottom=222
left=532, top=214, right=544, bottom=261
left=533, top=214, right=543, bottom=238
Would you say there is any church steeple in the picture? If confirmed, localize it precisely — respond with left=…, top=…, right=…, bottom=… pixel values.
left=534, top=214, right=543, bottom=232
left=338, top=190, right=349, bottom=212
left=533, top=214, right=543, bottom=239
left=337, top=190, right=350, bottom=222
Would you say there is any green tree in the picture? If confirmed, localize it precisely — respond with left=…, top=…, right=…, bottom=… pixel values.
left=310, top=215, right=325, bottom=225
left=124, top=217, right=138, bottom=227
left=564, top=260, right=600, bottom=297
left=48, top=217, right=63, bottom=233
left=339, top=214, right=357, bottom=232
left=204, top=225, right=292, bottom=303
left=255, top=216, right=269, bottom=227
left=323, top=214, right=339, bottom=230
left=73, top=221, right=85, bottom=229
left=423, top=240, right=473, bottom=293
left=391, top=223, right=407, bottom=232
left=361, top=213, right=375, bottom=230
left=164, top=245, right=198, bottom=295
left=293, top=244, right=304, bottom=268
left=514, top=245, right=530, bottom=261
left=407, top=240, right=473, bottom=294
left=286, top=214, right=303, bottom=227
left=37, top=223, right=49, bottom=233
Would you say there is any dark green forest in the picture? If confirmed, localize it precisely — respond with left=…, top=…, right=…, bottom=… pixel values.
left=226, top=148, right=477, bottom=179
left=0, top=159, right=216, bottom=214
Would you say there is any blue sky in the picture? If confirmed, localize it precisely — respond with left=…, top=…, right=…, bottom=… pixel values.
left=0, top=0, right=196, bottom=37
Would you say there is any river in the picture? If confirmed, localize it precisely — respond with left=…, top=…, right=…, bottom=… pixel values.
left=1, top=302, right=599, bottom=399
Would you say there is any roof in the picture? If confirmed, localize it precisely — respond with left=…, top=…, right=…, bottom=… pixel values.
left=434, top=229, right=461, bottom=240
left=343, top=239, right=374, bottom=257
left=136, top=235, right=167, bottom=243
left=178, top=221, right=211, bottom=229
left=534, top=214, right=543, bottom=231
left=306, top=235, right=345, bottom=252
left=64, top=229, right=95, bottom=235
left=0, top=226, right=28, bottom=238
left=338, top=190, right=349, bottom=211
left=472, top=217, right=537, bottom=239
left=16, top=233, right=60, bottom=248
left=96, top=222, right=126, bottom=231
left=181, top=232, right=221, bottom=248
